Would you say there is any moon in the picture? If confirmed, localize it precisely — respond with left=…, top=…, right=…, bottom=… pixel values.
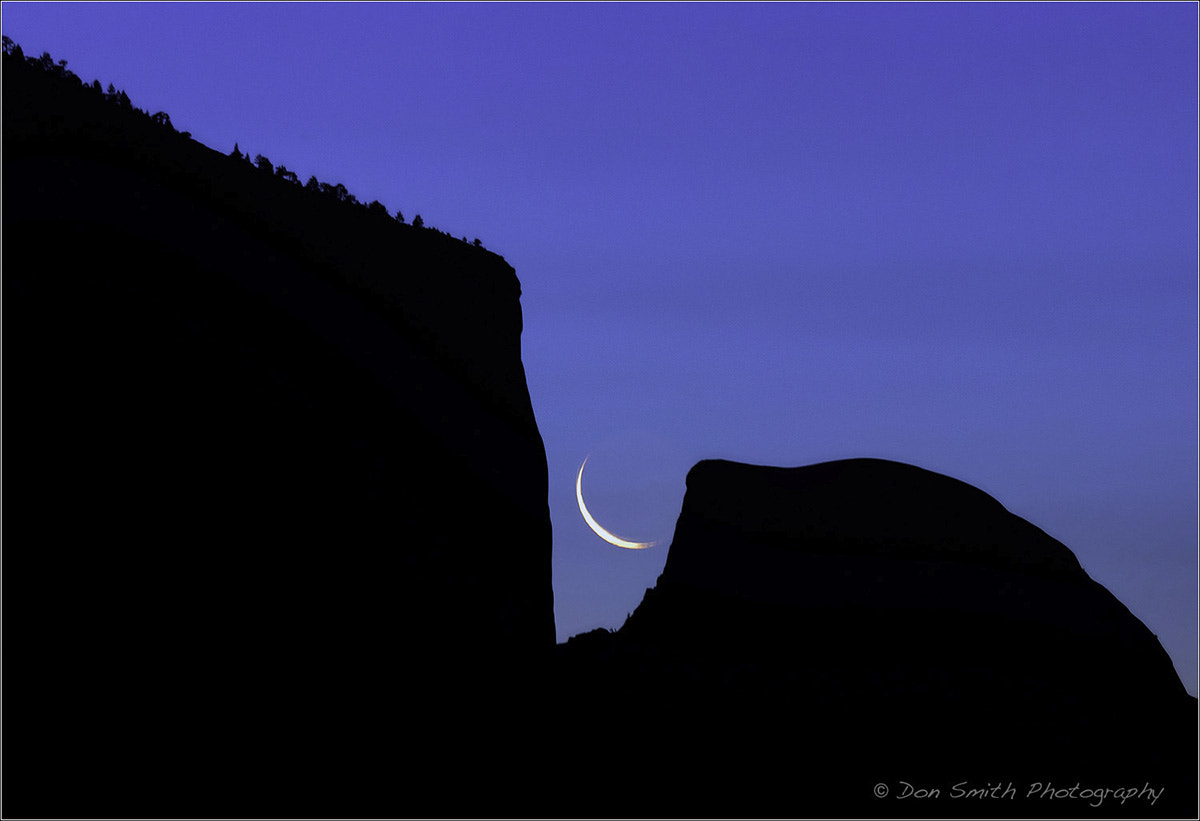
left=575, top=457, right=657, bottom=550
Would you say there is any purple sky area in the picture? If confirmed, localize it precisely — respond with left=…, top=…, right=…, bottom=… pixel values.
left=4, top=2, right=1196, bottom=694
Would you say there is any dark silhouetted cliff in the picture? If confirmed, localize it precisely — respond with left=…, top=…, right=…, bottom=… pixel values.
left=4, top=47, right=553, bottom=817
left=555, top=459, right=1197, bottom=818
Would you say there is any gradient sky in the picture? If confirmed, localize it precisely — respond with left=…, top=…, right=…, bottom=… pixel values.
left=4, top=2, right=1196, bottom=695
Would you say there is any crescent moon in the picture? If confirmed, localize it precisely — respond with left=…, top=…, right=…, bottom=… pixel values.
left=575, top=457, right=657, bottom=550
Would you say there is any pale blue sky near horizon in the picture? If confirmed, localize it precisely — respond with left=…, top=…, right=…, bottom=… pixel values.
left=3, top=2, right=1196, bottom=695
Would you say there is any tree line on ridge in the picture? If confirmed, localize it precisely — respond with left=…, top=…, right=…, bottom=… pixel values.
left=3, top=36, right=486, bottom=249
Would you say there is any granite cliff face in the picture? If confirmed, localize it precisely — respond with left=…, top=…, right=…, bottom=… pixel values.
left=556, top=459, right=1196, bottom=818
left=5, top=51, right=553, bottom=817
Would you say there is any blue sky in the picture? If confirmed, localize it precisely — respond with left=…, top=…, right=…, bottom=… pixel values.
left=4, top=2, right=1196, bottom=695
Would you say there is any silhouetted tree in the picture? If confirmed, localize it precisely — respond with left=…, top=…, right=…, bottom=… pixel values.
left=305, top=176, right=321, bottom=193
left=254, top=154, right=273, bottom=175
left=151, top=111, right=172, bottom=128
left=368, top=200, right=388, bottom=218
left=412, top=214, right=424, bottom=229
left=231, top=143, right=244, bottom=160
left=276, top=165, right=300, bottom=184
left=2, top=35, right=16, bottom=56
left=103, top=82, right=131, bottom=108
left=473, top=238, right=482, bottom=248
left=394, top=209, right=405, bottom=224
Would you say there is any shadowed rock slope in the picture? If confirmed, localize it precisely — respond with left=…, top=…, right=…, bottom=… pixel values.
left=5, top=49, right=552, bottom=817
left=556, top=458, right=1196, bottom=818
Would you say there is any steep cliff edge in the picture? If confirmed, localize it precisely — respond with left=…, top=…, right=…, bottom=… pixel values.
left=556, top=458, right=1196, bottom=818
left=4, top=52, right=553, bottom=816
